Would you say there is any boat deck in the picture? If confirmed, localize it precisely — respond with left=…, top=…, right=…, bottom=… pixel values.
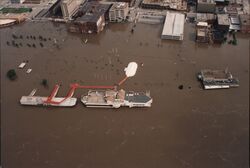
left=201, top=69, right=232, bottom=80
left=87, top=91, right=107, bottom=104
left=20, top=96, right=77, bottom=106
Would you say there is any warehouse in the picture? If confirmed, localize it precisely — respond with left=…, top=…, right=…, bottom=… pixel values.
left=161, top=12, right=185, bottom=40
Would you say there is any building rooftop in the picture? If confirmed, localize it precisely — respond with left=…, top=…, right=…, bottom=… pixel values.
left=197, top=28, right=207, bottom=36
left=229, top=24, right=241, bottom=30
left=197, top=21, right=208, bottom=27
left=0, top=13, right=26, bottom=22
left=162, top=12, right=185, bottom=37
left=0, top=19, right=16, bottom=25
left=201, top=69, right=232, bottom=80
left=142, top=0, right=164, bottom=4
left=125, top=91, right=151, bottom=103
left=142, top=0, right=187, bottom=10
left=230, top=16, right=240, bottom=25
left=217, top=14, right=230, bottom=25
left=225, top=6, right=238, bottom=15
left=110, top=2, right=128, bottom=10
left=239, top=14, right=250, bottom=26
left=75, top=2, right=111, bottom=23
left=198, top=0, right=216, bottom=4
left=62, top=0, right=71, bottom=3
left=196, top=13, right=216, bottom=22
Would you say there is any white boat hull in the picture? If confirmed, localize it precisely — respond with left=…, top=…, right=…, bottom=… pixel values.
left=204, top=85, right=230, bottom=90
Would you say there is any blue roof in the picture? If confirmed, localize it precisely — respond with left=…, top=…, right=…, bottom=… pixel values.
left=125, top=91, right=152, bottom=103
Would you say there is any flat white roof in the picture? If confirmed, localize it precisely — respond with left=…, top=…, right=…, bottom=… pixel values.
left=0, top=19, right=16, bottom=25
left=197, top=21, right=208, bottom=27
left=217, top=14, right=230, bottom=25
left=162, top=12, right=185, bottom=38
left=111, top=2, right=128, bottom=10
left=230, top=16, right=240, bottom=25
left=18, top=62, right=26, bottom=68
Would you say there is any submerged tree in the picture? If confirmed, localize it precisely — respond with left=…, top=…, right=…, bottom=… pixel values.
left=40, top=42, right=44, bottom=47
left=7, top=69, right=17, bottom=80
left=39, top=35, right=43, bottom=40
left=12, top=34, right=18, bottom=39
left=232, top=39, right=237, bottom=45
left=41, top=79, right=48, bottom=87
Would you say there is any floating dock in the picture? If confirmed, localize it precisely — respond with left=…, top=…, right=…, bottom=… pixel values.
left=197, top=69, right=239, bottom=89
left=20, top=96, right=77, bottom=107
left=20, top=85, right=77, bottom=107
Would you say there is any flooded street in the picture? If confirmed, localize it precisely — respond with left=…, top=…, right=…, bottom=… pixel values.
left=1, top=22, right=249, bottom=168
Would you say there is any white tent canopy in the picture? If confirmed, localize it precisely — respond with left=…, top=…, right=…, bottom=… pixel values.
left=124, top=62, right=138, bottom=77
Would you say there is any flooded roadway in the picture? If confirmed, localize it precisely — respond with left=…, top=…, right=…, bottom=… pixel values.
left=1, top=22, right=249, bottom=168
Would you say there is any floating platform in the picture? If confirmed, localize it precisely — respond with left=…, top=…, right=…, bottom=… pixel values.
left=20, top=87, right=77, bottom=107
left=20, top=96, right=77, bottom=106
left=197, top=69, right=239, bottom=90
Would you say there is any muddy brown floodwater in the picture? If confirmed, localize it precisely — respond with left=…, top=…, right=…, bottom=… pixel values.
left=1, top=22, right=249, bottom=168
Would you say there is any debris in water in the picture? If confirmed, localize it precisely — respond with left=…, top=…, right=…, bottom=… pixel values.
left=26, top=69, right=32, bottom=74
left=178, top=85, right=184, bottom=90
left=18, top=62, right=26, bottom=69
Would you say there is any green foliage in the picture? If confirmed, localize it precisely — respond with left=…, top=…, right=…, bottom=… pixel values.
left=41, top=79, right=48, bottom=87
left=0, top=7, right=32, bottom=14
left=7, top=69, right=17, bottom=80
left=232, top=39, right=237, bottom=45
left=232, top=33, right=236, bottom=40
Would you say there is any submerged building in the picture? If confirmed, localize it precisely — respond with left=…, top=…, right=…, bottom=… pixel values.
left=229, top=16, right=241, bottom=31
left=0, top=19, right=16, bottom=28
left=196, top=22, right=209, bottom=43
left=196, top=13, right=216, bottom=24
left=161, top=12, right=185, bottom=40
left=217, top=14, right=230, bottom=32
left=0, top=13, right=26, bottom=28
left=239, top=14, right=250, bottom=33
left=116, top=0, right=134, bottom=7
left=197, top=69, right=239, bottom=89
left=10, top=0, right=25, bottom=3
left=109, top=2, right=129, bottom=22
left=22, top=0, right=41, bottom=4
left=68, top=2, right=111, bottom=34
left=197, top=0, right=216, bottom=13
left=141, top=0, right=187, bottom=11
left=61, top=0, right=79, bottom=20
